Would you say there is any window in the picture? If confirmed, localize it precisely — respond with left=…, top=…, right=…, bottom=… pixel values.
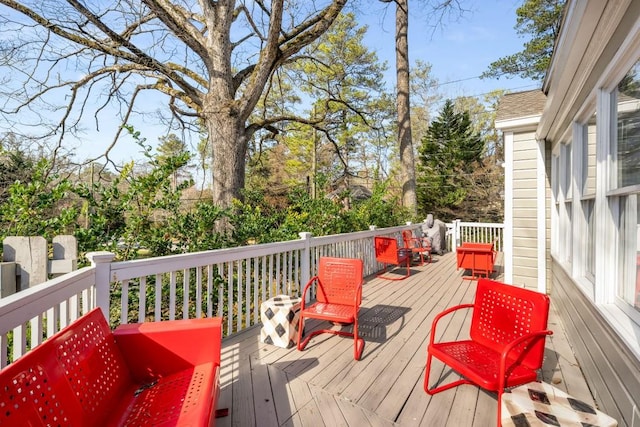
left=618, top=196, right=640, bottom=312
left=583, top=113, right=597, bottom=283
left=584, top=199, right=595, bottom=280
left=584, top=114, right=597, bottom=197
left=562, top=143, right=572, bottom=200
left=560, top=143, right=573, bottom=264
left=614, top=61, right=640, bottom=314
left=616, top=63, right=640, bottom=188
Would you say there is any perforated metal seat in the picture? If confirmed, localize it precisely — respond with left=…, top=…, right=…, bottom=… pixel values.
left=297, top=257, right=365, bottom=360
left=424, top=278, right=553, bottom=427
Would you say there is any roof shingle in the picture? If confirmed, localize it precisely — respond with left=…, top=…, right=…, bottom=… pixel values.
left=495, top=89, right=546, bottom=122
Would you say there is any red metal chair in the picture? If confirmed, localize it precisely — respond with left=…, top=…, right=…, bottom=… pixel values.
left=374, top=236, right=411, bottom=280
left=402, top=229, right=432, bottom=265
left=297, top=257, right=365, bottom=360
left=424, top=278, right=553, bottom=427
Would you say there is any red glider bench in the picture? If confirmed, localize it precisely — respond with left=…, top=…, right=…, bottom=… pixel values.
left=0, top=308, right=225, bottom=426
left=456, top=241, right=496, bottom=280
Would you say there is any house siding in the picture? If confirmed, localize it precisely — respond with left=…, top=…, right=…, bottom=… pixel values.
left=552, top=260, right=640, bottom=426
left=512, top=132, right=540, bottom=290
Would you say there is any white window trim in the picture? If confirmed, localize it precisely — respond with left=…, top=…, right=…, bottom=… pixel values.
left=536, top=138, right=546, bottom=294
left=504, top=131, right=514, bottom=285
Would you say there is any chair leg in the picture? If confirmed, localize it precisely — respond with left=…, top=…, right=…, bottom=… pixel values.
left=297, top=315, right=306, bottom=351
left=424, top=352, right=434, bottom=393
left=497, top=389, right=503, bottom=427
left=352, top=318, right=364, bottom=360
left=376, top=262, right=410, bottom=280
left=424, top=352, right=473, bottom=395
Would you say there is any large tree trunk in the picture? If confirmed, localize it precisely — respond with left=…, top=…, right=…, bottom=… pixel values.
left=395, top=0, right=418, bottom=215
left=205, top=104, right=247, bottom=211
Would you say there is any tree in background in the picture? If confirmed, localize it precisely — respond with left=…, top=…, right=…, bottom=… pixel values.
left=380, top=0, right=417, bottom=216
left=417, top=99, right=485, bottom=221
left=410, top=60, right=441, bottom=147
left=157, top=134, right=193, bottom=191
left=378, top=0, right=467, bottom=218
left=482, top=0, right=566, bottom=81
left=0, top=134, right=36, bottom=204
left=246, top=12, right=394, bottom=206
left=0, top=1, right=346, bottom=224
left=454, top=90, right=505, bottom=159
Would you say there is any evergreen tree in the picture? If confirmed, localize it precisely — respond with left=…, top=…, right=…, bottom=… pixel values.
left=417, top=99, right=484, bottom=221
left=482, top=0, right=565, bottom=81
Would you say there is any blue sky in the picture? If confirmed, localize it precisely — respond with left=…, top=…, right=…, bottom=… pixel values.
left=358, top=0, right=539, bottom=103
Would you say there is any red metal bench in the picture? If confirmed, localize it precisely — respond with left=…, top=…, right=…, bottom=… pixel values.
left=0, top=308, right=225, bottom=426
left=456, top=241, right=496, bottom=280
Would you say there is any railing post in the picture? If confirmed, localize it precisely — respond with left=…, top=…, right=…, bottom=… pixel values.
left=298, top=232, right=313, bottom=302
left=455, top=219, right=462, bottom=247
left=86, top=251, right=116, bottom=321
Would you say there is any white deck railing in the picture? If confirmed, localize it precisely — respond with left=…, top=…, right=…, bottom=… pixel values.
left=446, top=220, right=504, bottom=252
left=0, top=220, right=503, bottom=368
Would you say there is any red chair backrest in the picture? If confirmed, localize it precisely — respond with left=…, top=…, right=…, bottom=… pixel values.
left=470, top=279, right=550, bottom=370
left=375, top=236, right=402, bottom=263
left=0, top=309, right=133, bottom=426
left=316, top=257, right=363, bottom=306
left=401, top=230, right=416, bottom=249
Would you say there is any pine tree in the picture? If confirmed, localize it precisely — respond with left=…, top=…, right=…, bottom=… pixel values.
left=417, top=100, right=484, bottom=221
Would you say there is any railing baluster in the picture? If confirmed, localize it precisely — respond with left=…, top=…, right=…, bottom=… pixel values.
left=169, top=271, right=177, bottom=321
left=276, top=254, right=281, bottom=295
left=207, top=265, right=213, bottom=318
left=253, top=257, right=259, bottom=325
left=183, top=268, right=190, bottom=320
left=196, top=267, right=202, bottom=319
left=268, top=254, right=274, bottom=299
left=155, top=273, right=162, bottom=321
left=217, top=263, right=224, bottom=320
left=245, top=258, right=250, bottom=328
left=0, top=333, right=7, bottom=368
left=139, top=276, right=146, bottom=323
left=13, top=325, right=25, bottom=361
left=227, top=262, right=233, bottom=334
left=30, top=316, right=41, bottom=348
left=261, top=256, right=267, bottom=305
left=121, top=279, right=129, bottom=324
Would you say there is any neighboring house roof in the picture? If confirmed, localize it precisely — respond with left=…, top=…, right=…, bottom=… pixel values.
left=495, top=89, right=547, bottom=122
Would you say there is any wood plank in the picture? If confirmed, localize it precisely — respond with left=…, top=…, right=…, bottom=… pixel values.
left=309, top=384, right=349, bottom=426
left=267, top=363, right=300, bottom=426
left=232, top=348, right=256, bottom=427
left=250, top=354, right=279, bottom=427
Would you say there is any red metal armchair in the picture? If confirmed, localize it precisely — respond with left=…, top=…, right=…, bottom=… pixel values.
left=424, top=278, right=552, bottom=427
left=402, top=229, right=432, bottom=265
left=374, top=236, right=411, bottom=280
left=297, top=257, right=365, bottom=360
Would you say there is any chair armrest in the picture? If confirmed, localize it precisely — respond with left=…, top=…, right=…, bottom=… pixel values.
left=354, top=280, right=363, bottom=307
left=410, top=237, right=428, bottom=248
left=498, top=329, right=553, bottom=386
left=300, top=276, right=319, bottom=309
left=114, top=317, right=222, bottom=382
left=429, top=304, right=475, bottom=345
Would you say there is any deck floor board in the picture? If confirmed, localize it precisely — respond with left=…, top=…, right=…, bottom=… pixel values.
left=217, top=252, right=593, bottom=426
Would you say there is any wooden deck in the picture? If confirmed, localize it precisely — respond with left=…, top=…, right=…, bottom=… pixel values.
left=216, top=252, right=594, bottom=427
